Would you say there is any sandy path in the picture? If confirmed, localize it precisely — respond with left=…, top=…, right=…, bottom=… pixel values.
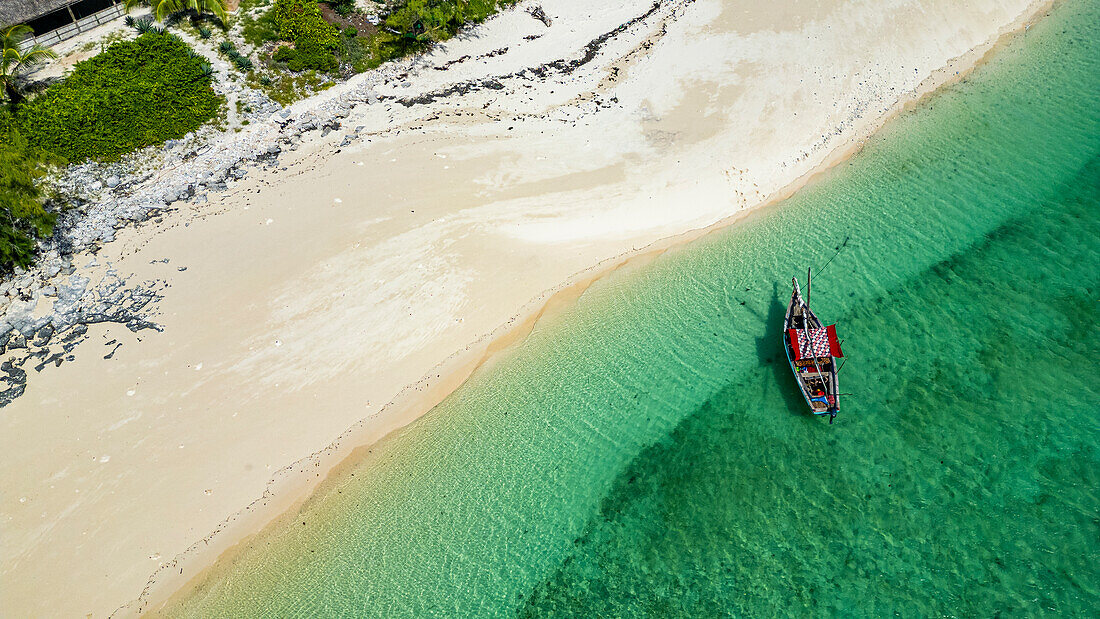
left=0, top=0, right=1044, bottom=615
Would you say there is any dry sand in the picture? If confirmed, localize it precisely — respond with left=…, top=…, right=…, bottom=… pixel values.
left=0, top=0, right=1048, bottom=615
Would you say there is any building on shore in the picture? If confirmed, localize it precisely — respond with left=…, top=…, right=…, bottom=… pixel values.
left=0, top=0, right=127, bottom=47
left=1, top=0, right=241, bottom=48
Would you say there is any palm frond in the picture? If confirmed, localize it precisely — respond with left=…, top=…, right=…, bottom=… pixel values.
left=122, top=0, right=150, bottom=13
left=1, top=25, right=35, bottom=49
left=18, top=46, right=58, bottom=66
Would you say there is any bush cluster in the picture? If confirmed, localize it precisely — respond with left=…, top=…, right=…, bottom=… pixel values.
left=384, top=0, right=516, bottom=41
left=271, top=0, right=339, bottom=71
left=274, top=0, right=339, bottom=47
left=363, top=0, right=518, bottom=69
left=274, top=41, right=337, bottom=72
left=15, top=32, right=221, bottom=162
left=0, top=114, right=58, bottom=271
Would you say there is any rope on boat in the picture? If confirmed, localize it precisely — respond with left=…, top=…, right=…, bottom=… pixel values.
left=816, top=235, right=850, bottom=277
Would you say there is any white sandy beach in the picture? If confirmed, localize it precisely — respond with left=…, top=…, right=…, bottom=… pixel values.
left=0, top=0, right=1046, bottom=615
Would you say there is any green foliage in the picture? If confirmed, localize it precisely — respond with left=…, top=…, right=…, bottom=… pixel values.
left=14, top=32, right=221, bottom=162
left=216, top=39, right=253, bottom=72
left=267, top=0, right=339, bottom=72
left=122, top=0, right=229, bottom=22
left=330, top=0, right=356, bottom=16
left=273, top=0, right=339, bottom=49
left=247, top=67, right=330, bottom=105
left=0, top=120, right=58, bottom=271
left=337, top=32, right=370, bottom=73
left=134, top=19, right=161, bottom=34
left=343, top=0, right=517, bottom=71
left=384, top=0, right=517, bottom=41
left=2, top=25, right=59, bottom=103
left=274, top=41, right=337, bottom=72
left=272, top=45, right=294, bottom=62
left=198, top=26, right=213, bottom=38
left=253, top=0, right=516, bottom=76
left=240, top=7, right=279, bottom=46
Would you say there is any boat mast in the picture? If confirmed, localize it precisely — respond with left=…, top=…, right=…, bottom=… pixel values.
left=806, top=267, right=811, bottom=307
left=798, top=268, right=828, bottom=416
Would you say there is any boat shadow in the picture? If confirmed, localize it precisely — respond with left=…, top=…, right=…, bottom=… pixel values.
left=755, top=282, right=813, bottom=418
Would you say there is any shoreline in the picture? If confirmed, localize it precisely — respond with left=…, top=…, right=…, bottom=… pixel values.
left=128, top=0, right=1059, bottom=614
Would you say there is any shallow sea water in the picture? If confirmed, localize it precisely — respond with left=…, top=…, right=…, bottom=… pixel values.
left=168, top=0, right=1099, bottom=616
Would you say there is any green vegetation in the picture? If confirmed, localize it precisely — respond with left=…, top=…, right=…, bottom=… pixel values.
left=218, top=38, right=255, bottom=71
left=237, top=0, right=518, bottom=104
left=376, top=0, right=519, bottom=55
left=358, top=0, right=520, bottom=69
left=246, top=68, right=330, bottom=105
left=270, top=0, right=340, bottom=71
left=1, top=25, right=58, bottom=104
left=273, top=40, right=337, bottom=72
left=14, top=32, right=221, bottom=162
left=123, top=0, right=229, bottom=22
left=273, top=0, right=340, bottom=47
left=241, top=7, right=279, bottom=46
left=1, top=26, right=59, bottom=270
left=330, top=0, right=356, bottom=16
left=0, top=113, right=58, bottom=271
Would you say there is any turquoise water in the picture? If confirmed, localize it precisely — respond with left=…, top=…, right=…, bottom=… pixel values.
left=169, top=1, right=1100, bottom=616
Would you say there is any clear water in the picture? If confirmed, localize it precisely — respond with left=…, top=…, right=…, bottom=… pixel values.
left=168, top=1, right=1100, bottom=616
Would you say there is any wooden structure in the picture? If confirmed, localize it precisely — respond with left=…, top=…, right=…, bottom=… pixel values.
left=0, top=0, right=126, bottom=48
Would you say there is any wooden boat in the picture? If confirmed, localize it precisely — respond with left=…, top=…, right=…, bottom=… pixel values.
left=782, top=269, right=843, bottom=422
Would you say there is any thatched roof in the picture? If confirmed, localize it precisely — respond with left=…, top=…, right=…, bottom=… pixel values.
left=0, top=0, right=75, bottom=27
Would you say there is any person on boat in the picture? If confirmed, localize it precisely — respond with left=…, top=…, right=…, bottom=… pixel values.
left=810, top=384, right=829, bottom=408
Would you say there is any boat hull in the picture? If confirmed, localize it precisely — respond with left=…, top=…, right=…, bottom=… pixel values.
left=782, top=278, right=840, bottom=419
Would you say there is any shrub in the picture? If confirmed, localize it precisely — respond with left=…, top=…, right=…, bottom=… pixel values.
left=385, top=0, right=518, bottom=41
left=234, top=55, right=254, bottom=70
left=273, top=0, right=339, bottom=49
left=15, top=32, right=221, bottom=162
left=273, top=45, right=295, bottom=63
left=343, top=26, right=357, bottom=38
left=274, top=41, right=337, bottom=72
left=0, top=123, right=58, bottom=271
left=198, top=26, right=213, bottom=39
left=219, top=40, right=235, bottom=53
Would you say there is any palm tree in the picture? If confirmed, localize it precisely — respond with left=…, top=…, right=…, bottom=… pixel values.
left=1, top=25, right=57, bottom=105
left=123, top=0, right=229, bottom=24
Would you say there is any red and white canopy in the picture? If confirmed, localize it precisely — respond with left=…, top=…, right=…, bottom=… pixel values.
left=788, top=325, right=843, bottom=360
